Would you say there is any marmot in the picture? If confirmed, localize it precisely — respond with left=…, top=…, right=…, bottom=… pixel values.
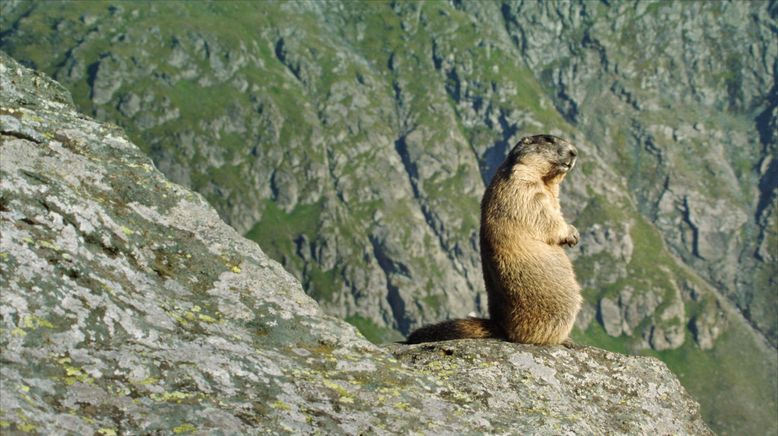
left=406, top=134, right=582, bottom=345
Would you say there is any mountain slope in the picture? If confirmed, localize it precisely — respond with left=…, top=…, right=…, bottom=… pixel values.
left=1, top=1, right=775, bottom=434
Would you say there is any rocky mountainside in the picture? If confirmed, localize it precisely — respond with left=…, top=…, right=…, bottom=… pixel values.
left=0, top=50, right=714, bottom=434
left=1, top=1, right=775, bottom=434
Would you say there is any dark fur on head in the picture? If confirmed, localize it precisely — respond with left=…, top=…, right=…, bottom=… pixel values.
left=505, top=135, right=578, bottom=179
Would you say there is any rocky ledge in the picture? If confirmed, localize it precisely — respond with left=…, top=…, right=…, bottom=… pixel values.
left=0, top=51, right=710, bottom=434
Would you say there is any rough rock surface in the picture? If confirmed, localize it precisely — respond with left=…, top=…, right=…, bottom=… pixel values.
left=391, top=342, right=709, bottom=435
left=1, top=2, right=776, bottom=433
left=0, top=51, right=713, bottom=435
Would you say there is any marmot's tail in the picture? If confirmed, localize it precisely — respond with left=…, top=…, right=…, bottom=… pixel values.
left=406, top=318, right=504, bottom=344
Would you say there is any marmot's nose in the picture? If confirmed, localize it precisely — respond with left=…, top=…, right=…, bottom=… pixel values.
left=568, top=148, right=577, bottom=158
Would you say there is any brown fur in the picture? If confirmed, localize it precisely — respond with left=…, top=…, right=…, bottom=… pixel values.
left=406, top=135, right=582, bottom=346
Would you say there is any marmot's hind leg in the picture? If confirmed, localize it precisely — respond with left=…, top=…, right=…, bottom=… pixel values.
left=504, top=317, right=574, bottom=346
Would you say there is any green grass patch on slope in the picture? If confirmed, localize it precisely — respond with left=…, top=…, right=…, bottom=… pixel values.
left=305, top=265, right=340, bottom=303
left=571, top=321, right=631, bottom=355
left=244, top=199, right=323, bottom=265
left=654, top=326, right=777, bottom=436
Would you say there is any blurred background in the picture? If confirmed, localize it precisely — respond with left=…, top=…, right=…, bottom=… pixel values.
left=1, top=1, right=775, bottom=433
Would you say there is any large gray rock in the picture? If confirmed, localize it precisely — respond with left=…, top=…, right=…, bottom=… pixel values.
left=0, top=52, right=711, bottom=434
left=391, top=341, right=710, bottom=435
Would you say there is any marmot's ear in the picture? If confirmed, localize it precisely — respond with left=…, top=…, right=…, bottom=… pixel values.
left=520, top=136, right=534, bottom=145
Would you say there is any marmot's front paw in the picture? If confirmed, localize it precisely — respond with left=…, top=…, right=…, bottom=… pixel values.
left=561, top=225, right=579, bottom=247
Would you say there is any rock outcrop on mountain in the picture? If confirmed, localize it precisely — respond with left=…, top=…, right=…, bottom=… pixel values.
left=0, top=50, right=714, bottom=435
left=1, top=1, right=776, bottom=434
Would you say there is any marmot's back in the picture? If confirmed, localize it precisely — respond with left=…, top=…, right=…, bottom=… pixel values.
left=407, top=135, right=582, bottom=345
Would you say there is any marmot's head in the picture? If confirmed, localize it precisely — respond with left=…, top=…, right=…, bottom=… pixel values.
left=504, top=135, right=577, bottom=182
